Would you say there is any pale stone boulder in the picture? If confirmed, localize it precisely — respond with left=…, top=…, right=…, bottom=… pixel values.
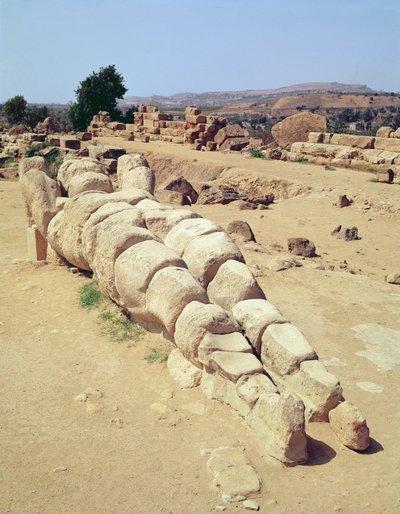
left=117, top=154, right=154, bottom=193
left=183, top=231, right=244, bottom=287
left=27, top=225, right=47, bottom=261
left=236, top=373, right=277, bottom=407
left=58, top=157, right=106, bottom=192
left=329, top=401, right=370, bottom=450
left=374, top=137, right=400, bottom=153
left=214, top=464, right=260, bottom=497
left=167, top=348, right=202, bottom=389
left=232, top=299, right=287, bottom=353
left=19, top=156, right=50, bottom=178
left=174, top=301, right=240, bottom=367
left=146, top=267, right=208, bottom=335
left=207, top=447, right=249, bottom=474
left=135, top=198, right=161, bottom=210
left=271, top=112, right=327, bottom=148
left=286, top=360, right=342, bottom=421
left=107, top=189, right=155, bottom=205
left=82, top=202, right=140, bottom=263
left=207, top=260, right=265, bottom=311
left=143, top=207, right=201, bottom=239
left=308, top=132, right=323, bottom=143
left=198, top=332, right=252, bottom=366
left=68, top=171, right=114, bottom=197
left=261, top=323, right=317, bottom=376
left=207, top=351, right=263, bottom=382
left=376, top=126, right=393, bottom=138
left=20, top=168, right=61, bottom=237
left=201, top=370, right=254, bottom=417
left=115, top=240, right=185, bottom=315
left=164, top=217, right=223, bottom=256
left=246, top=392, right=307, bottom=465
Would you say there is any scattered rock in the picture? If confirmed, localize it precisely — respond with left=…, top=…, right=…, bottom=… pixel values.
left=53, top=466, right=67, bottom=473
left=74, top=393, right=87, bottom=402
left=214, top=464, right=260, bottom=497
left=86, top=401, right=104, bottom=415
left=84, top=387, right=103, bottom=399
left=243, top=499, right=260, bottom=511
left=226, top=220, right=255, bottom=242
left=287, top=237, right=316, bottom=257
left=334, top=226, right=360, bottom=241
left=264, top=255, right=302, bottom=272
left=386, top=273, right=400, bottom=285
left=162, top=176, right=198, bottom=204
left=329, top=401, right=370, bottom=451
left=110, top=417, right=124, bottom=428
left=197, top=184, right=245, bottom=205
left=338, top=195, right=352, bottom=208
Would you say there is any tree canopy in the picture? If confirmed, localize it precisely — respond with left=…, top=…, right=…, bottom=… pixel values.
left=3, top=95, right=28, bottom=125
left=68, top=65, right=128, bottom=131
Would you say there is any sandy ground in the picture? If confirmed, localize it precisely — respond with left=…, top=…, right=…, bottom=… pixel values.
left=1, top=142, right=400, bottom=513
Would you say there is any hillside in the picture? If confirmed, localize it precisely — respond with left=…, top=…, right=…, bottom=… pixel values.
left=122, top=82, right=375, bottom=108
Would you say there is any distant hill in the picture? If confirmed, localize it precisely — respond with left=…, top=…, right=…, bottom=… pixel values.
left=122, top=82, right=376, bottom=108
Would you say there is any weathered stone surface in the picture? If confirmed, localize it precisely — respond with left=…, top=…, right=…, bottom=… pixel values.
left=162, top=176, right=198, bottom=204
left=174, top=301, right=239, bottom=366
left=117, top=154, right=155, bottom=193
left=214, top=125, right=249, bottom=146
left=214, top=464, right=260, bottom=497
left=261, top=323, right=317, bottom=376
left=376, top=126, right=393, bottom=138
left=167, top=349, right=202, bottom=389
left=377, top=168, right=394, bottom=183
left=374, top=137, right=400, bottom=153
left=91, top=223, right=157, bottom=301
left=330, top=134, right=375, bottom=149
left=68, top=171, right=113, bottom=197
left=18, top=156, right=50, bottom=178
left=87, top=144, right=126, bottom=160
left=207, top=351, right=263, bottom=382
left=287, top=237, right=316, bottom=257
left=246, top=392, right=307, bottom=465
left=272, top=112, right=327, bottom=148
left=58, top=157, right=106, bottom=192
left=142, top=207, right=201, bottom=240
left=197, top=184, right=245, bottom=205
left=334, top=226, right=360, bottom=241
left=236, top=373, right=277, bottom=406
left=27, top=225, right=47, bottom=261
left=146, top=267, right=208, bottom=335
left=232, top=299, right=287, bottom=354
left=338, top=194, right=352, bottom=208
left=198, top=332, right=252, bottom=366
left=156, top=189, right=191, bottom=206
left=183, top=231, right=244, bottom=287
left=20, top=168, right=61, bottom=237
left=207, top=447, right=249, bottom=474
left=115, top=240, right=185, bottom=314
left=308, top=132, right=324, bottom=143
left=286, top=360, right=342, bottom=421
left=201, top=370, right=252, bottom=416
left=219, top=137, right=250, bottom=152
left=165, top=217, right=223, bottom=256
left=35, top=116, right=61, bottom=134
left=207, top=260, right=265, bottom=310
left=60, top=137, right=80, bottom=150
left=226, top=220, right=255, bottom=242
left=329, top=401, right=370, bottom=450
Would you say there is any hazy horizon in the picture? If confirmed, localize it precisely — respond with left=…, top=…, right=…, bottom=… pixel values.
left=0, top=0, right=399, bottom=104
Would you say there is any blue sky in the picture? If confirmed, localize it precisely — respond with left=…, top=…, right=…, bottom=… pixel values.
left=0, top=0, right=399, bottom=103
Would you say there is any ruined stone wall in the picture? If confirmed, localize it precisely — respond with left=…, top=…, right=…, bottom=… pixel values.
left=19, top=151, right=371, bottom=467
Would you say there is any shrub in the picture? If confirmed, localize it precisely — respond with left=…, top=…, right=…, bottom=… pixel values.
left=249, top=149, right=264, bottom=159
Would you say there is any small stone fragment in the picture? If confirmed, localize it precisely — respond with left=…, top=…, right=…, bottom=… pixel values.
left=83, top=387, right=103, bottom=399
left=287, top=237, right=316, bottom=257
left=86, top=401, right=104, bottom=415
left=74, top=393, right=87, bottom=402
left=338, top=195, right=352, bottom=208
left=243, top=499, right=260, bottom=511
left=386, top=273, right=400, bottom=285
left=329, top=401, right=370, bottom=450
left=214, top=464, right=260, bottom=496
left=226, top=220, right=256, bottom=242
left=53, top=466, right=67, bottom=473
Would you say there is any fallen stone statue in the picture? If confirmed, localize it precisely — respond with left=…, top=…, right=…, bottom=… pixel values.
left=19, top=152, right=370, bottom=466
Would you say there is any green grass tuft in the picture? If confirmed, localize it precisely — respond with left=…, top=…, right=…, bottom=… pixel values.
left=99, top=309, right=144, bottom=344
left=145, top=345, right=171, bottom=364
left=249, top=149, right=265, bottom=159
left=79, top=282, right=104, bottom=309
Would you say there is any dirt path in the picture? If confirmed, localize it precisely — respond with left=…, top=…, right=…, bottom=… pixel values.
left=1, top=147, right=400, bottom=513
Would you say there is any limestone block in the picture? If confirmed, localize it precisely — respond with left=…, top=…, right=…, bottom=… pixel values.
left=329, top=401, right=370, bottom=450
left=246, top=392, right=307, bottom=465
left=60, top=137, right=80, bottom=150
left=198, top=332, right=252, bottom=366
left=114, top=240, right=185, bottom=313
left=164, top=217, right=223, bottom=256
left=135, top=198, right=161, bottom=210
left=174, top=301, right=239, bottom=366
left=58, top=157, right=106, bottom=192
left=27, top=225, right=47, bottom=261
left=308, top=132, right=323, bottom=143
left=146, top=267, right=208, bottom=335
left=207, top=447, right=249, bottom=474
left=82, top=202, right=138, bottom=259
left=143, top=208, right=201, bottom=239
left=92, top=224, right=157, bottom=302
left=207, top=351, right=263, bottom=382
left=201, top=370, right=253, bottom=417
left=87, top=144, right=126, bottom=160
left=286, top=360, right=342, bottom=421
left=236, top=373, right=277, bottom=407
left=183, top=231, right=244, bottom=287
left=330, top=134, right=375, bottom=149
left=20, top=168, right=61, bottom=237
left=374, top=137, right=400, bottom=152
left=208, top=260, right=265, bottom=310
left=376, top=126, right=393, bottom=138
left=232, top=299, right=287, bottom=354
left=214, top=464, right=260, bottom=497
left=117, top=154, right=154, bottom=193
left=167, top=349, right=202, bottom=389
left=18, top=156, right=50, bottom=178
left=68, top=171, right=114, bottom=197
left=261, top=323, right=317, bottom=376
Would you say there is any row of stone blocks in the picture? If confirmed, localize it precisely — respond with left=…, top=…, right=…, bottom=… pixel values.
left=19, top=153, right=370, bottom=466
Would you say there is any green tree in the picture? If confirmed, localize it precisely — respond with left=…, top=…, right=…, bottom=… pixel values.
left=68, top=65, right=128, bottom=130
left=26, top=105, right=49, bottom=129
left=3, top=95, right=27, bottom=125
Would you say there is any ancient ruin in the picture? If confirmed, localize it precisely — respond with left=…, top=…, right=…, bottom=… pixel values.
left=19, top=151, right=370, bottom=468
